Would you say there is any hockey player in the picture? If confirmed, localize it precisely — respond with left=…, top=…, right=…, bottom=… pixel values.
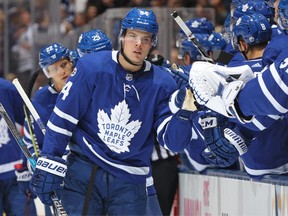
left=201, top=13, right=288, bottom=179
left=0, top=78, right=37, bottom=215
left=262, top=0, right=288, bottom=67
left=185, top=2, right=288, bottom=172
left=29, top=8, right=196, bottom=215
left=22, top=42, right=73, bottom=216
left=76, top=28, right=113, bottom=57
left=24, top=29, right=114, bottom=215
left=23, top=43, right=73, bottom=153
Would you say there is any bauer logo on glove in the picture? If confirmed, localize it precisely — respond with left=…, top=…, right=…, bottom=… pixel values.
left=36, top=157, right=67, bottom=177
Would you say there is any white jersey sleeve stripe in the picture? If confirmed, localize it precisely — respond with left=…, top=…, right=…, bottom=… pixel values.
left=54, top=106, right=78, bottom=124
left=270, top=63, right=288, bottom=94
left=258, top=73, right=288, bottom=114
left=251, top=118, right=266, bottom=131
left=157, top=116, right=172, bottom=136
left=243, top=161, right=288, bottom=176
left=183, top=149, right=211, bottom=172
left=47, top=121, right=73, bottom=136
left=267, top=115, right=283, bottom=120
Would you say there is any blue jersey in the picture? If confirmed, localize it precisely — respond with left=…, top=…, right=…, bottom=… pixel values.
left=181, top=112, right=212, bottom=172
left=23, top=85, right=59, bottom=151
left=262, top=30, right=288, bottom=67
left=227, top=52, right=246, bottom=67
left=42, top=51, right=194, bottom=183
left=0, top=78, right=25, bottom=180
left=238, top=48, right=288, bottom=116
left=228, top=55, right=288, bottom=178
left=241, top=117, right=288, bottom=179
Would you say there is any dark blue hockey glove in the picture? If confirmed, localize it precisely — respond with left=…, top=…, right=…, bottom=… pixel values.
left=165, top=65, right=189, bottom=88
left=169, top=85, right=199, bottom=121
left=29, top=154, right=67, bottom=206
left=14, top=163, right=37, bottom=199
left=200, top=111, right=248, bottom=167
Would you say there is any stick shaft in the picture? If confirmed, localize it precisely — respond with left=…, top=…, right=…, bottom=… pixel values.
left=171, top=11, right=214, bottom=63
left=0, top=103, right=67, bottom=216
left=12, top=78, right=46, bottom=135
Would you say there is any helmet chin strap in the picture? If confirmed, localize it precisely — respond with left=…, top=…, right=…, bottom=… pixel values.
left=119, top=38, right=143, bottom=67
left=120, top=49, right=143, bottom=66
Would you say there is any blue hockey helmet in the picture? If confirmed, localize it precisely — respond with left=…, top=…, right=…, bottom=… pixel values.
left=223, top=14, right=233, bottom=43
left=183, top=17, right=214, bottom=35
left=278, top=0, right=288, bottom=30
left=265, top=0, right=276, bottom=8
left=69, top=49, right=80, bottom=65
left=230, top=0, right=248, bottom=16
left=178, top=34, right=210, bottom=61
left=176, top=17, right=214, bottom=48
left=207, top=32, right=227, bottom=52
left=120, top=8, right=158, bottom=46
left=39, top=43, right=70, bottom=78
left=232, top=1, right=274, bottom=26
left=232, top=13, right=272, bottom=50
left=77, top=28, right=112, bottom=57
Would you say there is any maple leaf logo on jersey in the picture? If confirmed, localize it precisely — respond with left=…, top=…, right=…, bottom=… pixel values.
left=97, top=100, right=142, bottom=153
left=0, top=118, right=11, bottom=147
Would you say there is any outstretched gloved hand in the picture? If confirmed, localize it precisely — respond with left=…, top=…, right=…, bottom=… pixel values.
left=200, top=111, right=249, bottom=167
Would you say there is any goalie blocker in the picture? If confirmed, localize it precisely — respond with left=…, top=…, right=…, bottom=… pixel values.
left=188, top=61, right=255, bottom=124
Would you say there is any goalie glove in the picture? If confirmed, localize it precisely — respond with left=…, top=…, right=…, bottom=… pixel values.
left=200, top=111, right=248, bottom=167
left=189, top=61, right=255, bottom=123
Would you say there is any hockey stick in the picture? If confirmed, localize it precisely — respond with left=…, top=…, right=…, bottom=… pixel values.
left=12, top=78, right=46, bottom=135
left=171, top=11, right=214, bottom=63
left=23, top=105, right=40, bottom=156
left=0, top=103, right=67, bottom=216
left=23, top=70, right=43, bottom=157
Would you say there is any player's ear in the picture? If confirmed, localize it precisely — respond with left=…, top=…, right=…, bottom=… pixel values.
left=238, top=40, right=248, bottom=53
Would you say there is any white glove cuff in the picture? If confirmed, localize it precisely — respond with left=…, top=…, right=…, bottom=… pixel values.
left=224, top=128, right=247, bottom=155
left=36, top=157, right=67, bottom=177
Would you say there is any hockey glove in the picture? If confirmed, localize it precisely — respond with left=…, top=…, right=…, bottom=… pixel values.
left=189, top=61, right=255, bottom=123
left=200, top=111, right=248, bottom=167
left=29, top=154, right=67, bottom=206
left=165, top=64, right=189, bottom=88
left=14, top=163, right=36, bottom=199
left=169, top=85, right=199, bottom=121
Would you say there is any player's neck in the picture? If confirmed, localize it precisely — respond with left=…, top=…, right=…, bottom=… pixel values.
left=118, top=52, right=143, bottom=72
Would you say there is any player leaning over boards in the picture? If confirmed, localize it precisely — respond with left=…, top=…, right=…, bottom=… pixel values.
left=29, top=8, right=196, bottom=215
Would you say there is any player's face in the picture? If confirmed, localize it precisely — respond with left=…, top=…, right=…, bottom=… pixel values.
left=48, top=58, right=73, bottom=91
left=123, top=29, right=153, bottom=64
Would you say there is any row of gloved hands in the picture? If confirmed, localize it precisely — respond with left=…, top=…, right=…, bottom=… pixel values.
left=170, top=61, right=256, bottom=167
left=15, top=154, right=67, bottom=206
left=171, top=84, right=251, bottom=167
